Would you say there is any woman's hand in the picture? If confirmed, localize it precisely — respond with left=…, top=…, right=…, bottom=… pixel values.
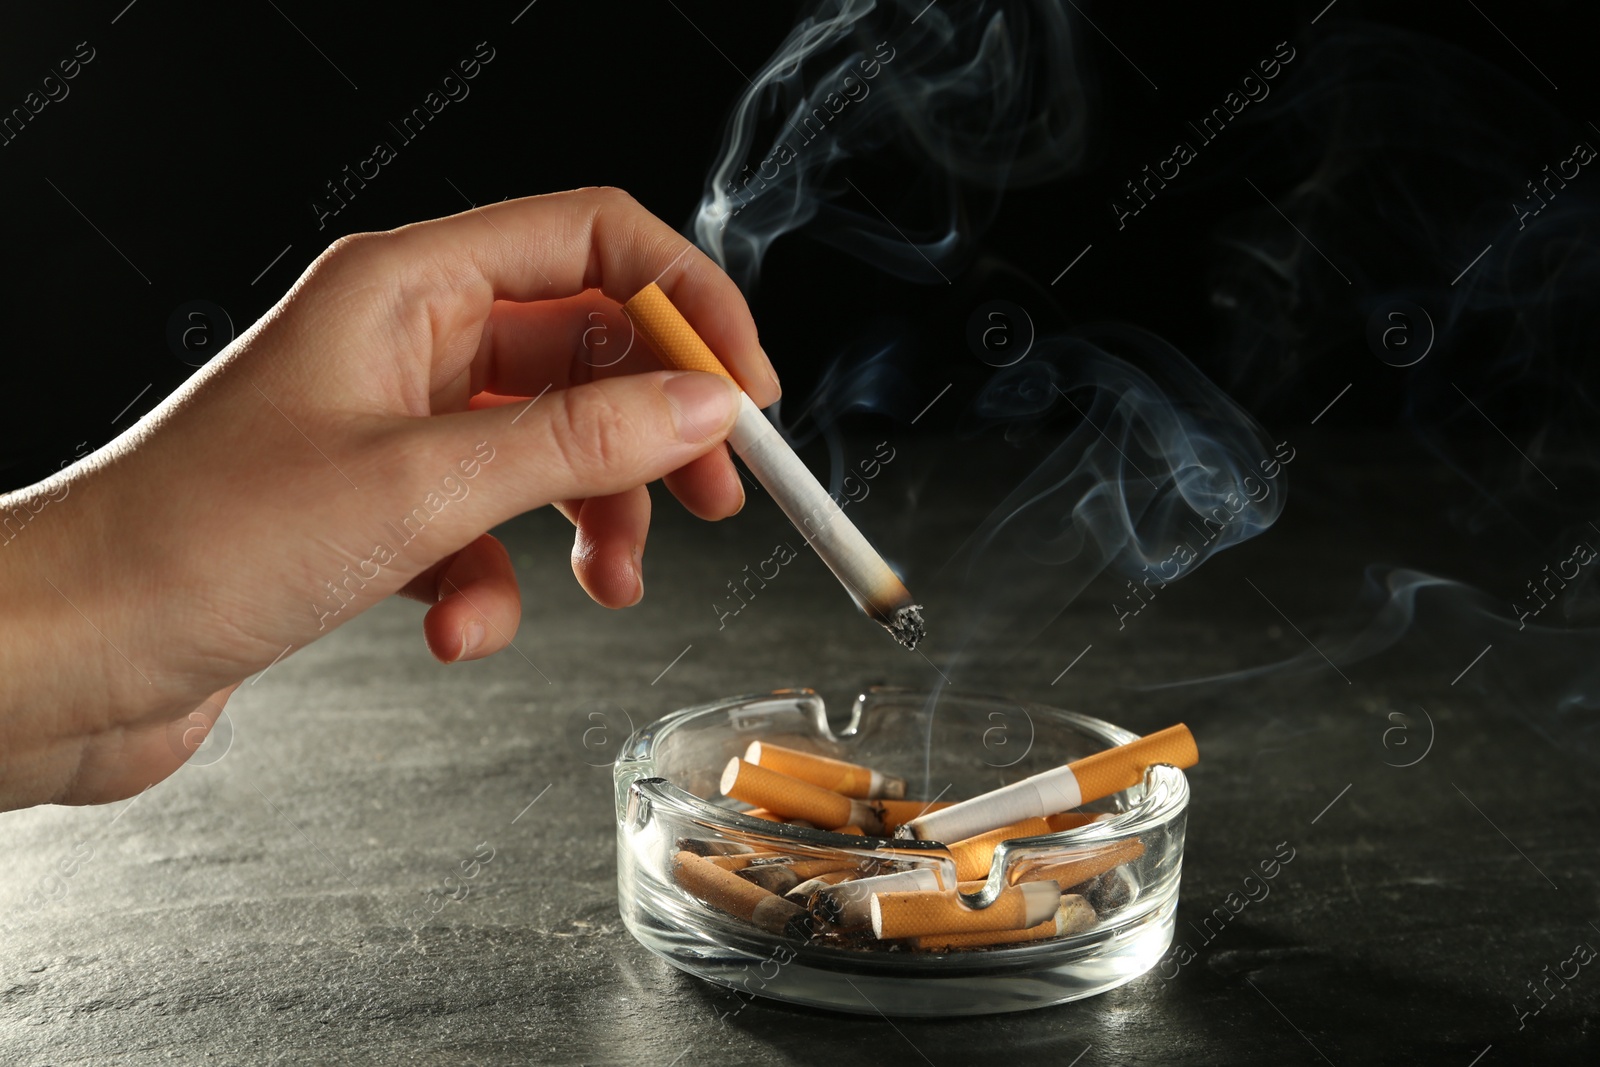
left=0, top=187, right=779, bottom=812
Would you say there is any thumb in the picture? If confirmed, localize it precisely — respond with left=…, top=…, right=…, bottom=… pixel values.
left=402, top=369, right=742, bottom=536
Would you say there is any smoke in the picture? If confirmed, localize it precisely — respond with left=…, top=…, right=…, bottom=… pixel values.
left=1208, top=25, right=1600, bottom=514
left=1143, top=566, right=1600, bottom=760
left=691, top=0, right=1090, bottom=289
left=939, top=326, right=1288, bottom=663
left=682, top=0, right=1294, bottom=663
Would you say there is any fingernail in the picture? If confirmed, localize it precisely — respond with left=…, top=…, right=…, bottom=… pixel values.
left=460, top=618, right=485, bottom=661
left=627, top=545, right=644, bottom=606
left=762, top=347, right=782, bottom=399
left=662, top=371, right=739, bottom=442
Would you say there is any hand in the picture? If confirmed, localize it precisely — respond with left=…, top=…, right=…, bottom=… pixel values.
left=0, top=187, right=780, bottom=812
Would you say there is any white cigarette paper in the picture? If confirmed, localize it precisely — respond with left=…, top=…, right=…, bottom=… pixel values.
left=906, top=766, right=1084, bottom=844
left=621, top=282, right=924, bottom=648
left=728, top=395, right=923, bottom=646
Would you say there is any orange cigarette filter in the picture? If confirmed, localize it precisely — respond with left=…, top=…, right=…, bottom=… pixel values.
left=914, top=894, right=1097, bottom=950
left=673, top=850, right=811, bottom=938
left=744, top=741, right=907, bottom=799
left=705, top=851, right=788, bottom=871
left=1011, top=838, right=1146, bottom=888
left=721, top=758, right=883, bottom=834
left=874, top=798, right=957, bottom=831
left=1072, top=724, right=1199, bottom=805
left=871, top=880, right=1060, bottom=940
left=785, top=857, right=864, bottom=880
left=912, top=917, right=1057, bottom=951
left=948, top=817, right=1054, bottom=882
left=622, top=283, right=737, bottom=381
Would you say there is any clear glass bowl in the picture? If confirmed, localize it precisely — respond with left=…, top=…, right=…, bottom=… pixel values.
left=613, top=686, right=1189, bottom=1016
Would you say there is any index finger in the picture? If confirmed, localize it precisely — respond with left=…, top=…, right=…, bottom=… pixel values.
left=387, top=187, right=781, bottom=407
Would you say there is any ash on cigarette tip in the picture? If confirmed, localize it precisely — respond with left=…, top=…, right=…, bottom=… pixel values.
left=887, top=605, right=926, bottom=650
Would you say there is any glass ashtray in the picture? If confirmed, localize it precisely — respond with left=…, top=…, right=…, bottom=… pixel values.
left=613, top=686, right=1189, bottom=1017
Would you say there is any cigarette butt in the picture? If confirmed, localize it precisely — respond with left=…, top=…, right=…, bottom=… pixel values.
left=874, top=798, right=957, bottom=831
left=705, top=851, right=788, bottom=871
left=740, top=864, right=801, bottom=895
left=871, top=881, right=1060, bottom=940
left=1055, top=893, right=1100, bottom=935
left=721, top=757, right=883, bottom=834
left=815, top=868, right=945, bottom=928
left=623, top=283, right=926, bottom=650
left=1011, top=838, right=1146, bottom=888
left=902, top=724, right=1198, bottom=842
left=786, top=857, right=863, bottom=880
left=673, top=850, right=812, bottom=939
left=740, top=808, right=784, bottom=822
left=916, top=893, right=1098, bottom=949
left=677, top=839, right=758, bottom=857
left=1045, top=812, right=1096, bottom=832
left=744, top=741, right=907, bottom=799
left=833, top=825, right=865, bottom=837
left=911, top=919, right=1056, bottom=951
left=786, top=870, right=860, bottom=904
left=947, top=817, right=1053, bottom=882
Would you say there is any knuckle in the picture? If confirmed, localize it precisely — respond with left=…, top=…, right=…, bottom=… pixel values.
left=548, top=387, right=632, bottom=477
left=312, top=230, right=393, bottom=279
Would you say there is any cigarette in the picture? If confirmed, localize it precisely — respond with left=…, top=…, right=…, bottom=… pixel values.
left=785, top=857, right=865, bottom=880
left=898, top=724, right=1198, bottom=842
left=739, top=808, right=784, bottom=822
left=874, top=798, right=957, bottom=832
left=910, top=894, right=1097, bottom=951
left=705, top=851, right=788, bottom=871
left=785, top=870, right=860, bottom=904
left=870, top=880, right=1060, bottom=940
left=677, top=838, right=758, bottom=857
left=814, top=868, right=946, bottom=928
left=1011, top=838, right=1146, bottom=888
left=623, top=283, right=925, bottom=649
left=740, top=864, right=801, bottom=895
left=946, top=816, right=1053, bottom=882
left=673, top=850, right=813, bottom=939
left=744, top=741, right=906, bottom=799
left=721, top=757, right=884, bottom=834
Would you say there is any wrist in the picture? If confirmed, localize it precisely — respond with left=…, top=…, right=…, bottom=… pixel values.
left=0, top=472, right=161, bottom=809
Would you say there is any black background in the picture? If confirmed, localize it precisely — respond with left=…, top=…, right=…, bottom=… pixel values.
left=3, top=0, right=1595, bottom=489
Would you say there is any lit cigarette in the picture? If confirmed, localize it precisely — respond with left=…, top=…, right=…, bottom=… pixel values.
left=673, top=850, right=812, bottom=938
left=744, top=741, right=906, bottom=799
left=899, top=724, right=1198, bottom=842
left=911, top=894, right=1097, bottom=951
left=1011, top=838, right=1146, bottom=888
left=814, top=868, right=945, bottom=928
left=870, top=881, right=1060, bottom=940
left=721, top=758, right=884, bottom=834
left=623, top=283, right=925, bottom=649
left=874, top=798, right=956, bottom=832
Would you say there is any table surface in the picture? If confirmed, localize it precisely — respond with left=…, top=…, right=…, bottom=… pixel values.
left=3, top=432, right=1596, bottom=1066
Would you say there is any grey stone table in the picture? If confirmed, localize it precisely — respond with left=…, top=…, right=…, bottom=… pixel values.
left=3, top=432, right=1596, bottom=1065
